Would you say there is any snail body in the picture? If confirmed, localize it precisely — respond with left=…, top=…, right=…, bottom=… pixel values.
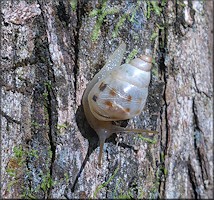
left=83, top=42, right=156, bottom=166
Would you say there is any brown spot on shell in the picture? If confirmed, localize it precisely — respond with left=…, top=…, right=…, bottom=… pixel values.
left=92, top=95, right=98, bottom=102
left=125, top=108, right=130, bottom=113
left=127, top=95, right=132, bottom=102
left=109, top=89, right=117, bottom=96
left=105, top=100, right=113, bottom=107
left=99, top=82, right=107, bottom=91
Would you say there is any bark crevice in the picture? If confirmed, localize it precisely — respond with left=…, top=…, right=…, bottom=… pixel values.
left=158, top=6, right=169, bottom=196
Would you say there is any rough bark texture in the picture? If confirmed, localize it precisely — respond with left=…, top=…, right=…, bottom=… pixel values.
left=0, top=0, right=213, bottom=199
left=158, top=0, right=213, bottom=199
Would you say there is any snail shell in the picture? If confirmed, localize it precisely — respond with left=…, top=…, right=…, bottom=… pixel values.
left=82, top=42, right=155, bottom=166
left=88, top=54, right=151, bottom=121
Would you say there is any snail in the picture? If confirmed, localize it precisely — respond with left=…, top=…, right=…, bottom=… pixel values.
left=82, top=42, right=157, bottom=166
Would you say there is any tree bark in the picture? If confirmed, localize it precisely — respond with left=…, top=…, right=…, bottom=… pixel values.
left=0, top=0, right=213, bottom=199
left=159, top=0, right=213, bottom=198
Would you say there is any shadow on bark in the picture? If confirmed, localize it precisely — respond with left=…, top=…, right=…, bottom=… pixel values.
left=64, top=103, right=138, bottom=197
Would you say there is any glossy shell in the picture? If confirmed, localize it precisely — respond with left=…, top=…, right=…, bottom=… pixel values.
left=88, top=54, right=152, bottom=121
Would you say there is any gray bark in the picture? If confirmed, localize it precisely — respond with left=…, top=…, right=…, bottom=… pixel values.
left=159, top=0, right=213, bottom=198
left=0, top=0, right=213, bottom=199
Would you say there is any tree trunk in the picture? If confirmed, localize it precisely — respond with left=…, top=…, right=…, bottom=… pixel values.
left=0, top=0, right=212, bottom=199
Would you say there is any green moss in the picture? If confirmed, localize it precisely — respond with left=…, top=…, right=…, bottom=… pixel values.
left=150, top=23, right=164, bottom=46
left=93, top=165, right=120, bottom=198
left=112, top=1, right=142, bottom=39
left=6, top=167, right=16, bottom=177
left=56, top=123, right=67, bottom=129
left=70, top=0, right=77, bottom=11
left=128, top=1, right=141, bottom=23
left=159, top=152, right=167, bottom=175
left=28, top=149, right=39, bottom=159
left=125, top=49, right=138, bottom=63
left=39, top=148, right=55, bottom=192
left=23, top=193, right=36, bottom=199
left=44, top=80, right=52, bottom=91
left=56, top=123, right=67, bottom=135
left=40, top=172, right=54, bottom=192
left=94, top=166, right=146, bottom=198
left=6, top=146, right=40, bottom=177
left=18, top=76, right=25, bottom=81
left=151, top=1, right=162, bottom=16
left=31, top=121, right=40, bottom=128
left=90, top=1, right=119, bottom=41
left=47, top=147, right=53, bottom=159
left=113, top=179, right=133, bottom=199
left=150, top=31, right=159, bottom=41
left=113, top=177, right=146, bottom=199
left=13, top=146, right=24, bottom=158
left=137, top=134, right=157, bottom=144
left=90, top=1, right=158, bottom=41
left=146, top=0, right=165, bottom=19
left=6, top=146, right=24, bottom=175
left=64, top=172, right=69, bottom=184
left=160, top=151, right=165, bottom=162
left=6, top=146, right=25, bottom=193
left=146, top=0, right=151, bottom=19
left=89, top=9, right=99, bottom=17
left=7, top=180, right=19, bottom=191
left=177, top=0, right=186, bottom=7
left=21, top=187, right=37, bottom=199
left=152, top=66, right=159, bottom=77
left=160, top=166, right=168, bottom=176
left=148, top=150, right=168, bottom=198
left=43, top=92, right=48, bottom=100
left=112, top=15, right=127, bottom=38
left=137, top=187, right=146, bottom=199
left=6, top=145, right=54, bottom=198
left=43, top=81, right=51, bottom=101
left=116, top=193, right=133, bottom=199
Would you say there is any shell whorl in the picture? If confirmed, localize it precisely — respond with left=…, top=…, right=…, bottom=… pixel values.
left=129, top=55, right=152, bottom=72
left=140, top=54, right=152, bottom=63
